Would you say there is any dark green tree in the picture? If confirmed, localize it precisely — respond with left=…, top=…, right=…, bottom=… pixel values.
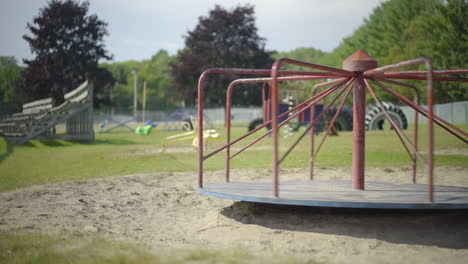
left=429, top=0, right=468, bottom=102
left=18, top=0, right=114, bottom=107
left=0, top=57, right=23, bottom=115
left=328, top=0, right=467, bottom=103
left=100, top=60, right=140, bottom=112
left=171, top=5, right=273, bottom=106
left=139, top=50, right=176, bottom=110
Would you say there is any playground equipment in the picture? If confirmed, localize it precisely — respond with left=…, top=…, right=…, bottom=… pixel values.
left=98, top=115, right=137, bottom=133
left=365, top=101, right=408, bottom=130
left=0, top=79, right=94, bottom=145
left=248, top=91, right=407, bottom=134
left=134, top=120, right=159, bottom=135
left=196, top=50, right=468, bottom=209
left=163, top=108, right=194, bottom=131
left=162, top=116, right=219, bottom=148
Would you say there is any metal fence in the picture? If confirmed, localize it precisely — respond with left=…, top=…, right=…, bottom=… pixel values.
left=94, top=107, right=262, bottom=126
left=94, top=101, right=468, bottom=127
left=9, top=99, right=458, bottom=129
left=400, top=101, right=468, bottom=125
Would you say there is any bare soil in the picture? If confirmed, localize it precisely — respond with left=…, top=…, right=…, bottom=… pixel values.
left=1, top=166, right=468, bottom=263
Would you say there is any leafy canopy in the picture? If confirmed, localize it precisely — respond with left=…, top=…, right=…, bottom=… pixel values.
left=18, top=0, right=113, bottom=106
left=0, top=57, right=23, bottom=115
left=328, top=0, right=467, bottom=103
left=101, top=50, right=177, bottom=112
left=171, top=5, right=273, bottom=106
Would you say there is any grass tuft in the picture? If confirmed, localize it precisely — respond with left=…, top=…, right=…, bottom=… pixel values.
left=0, top=231, right=158, bottom=264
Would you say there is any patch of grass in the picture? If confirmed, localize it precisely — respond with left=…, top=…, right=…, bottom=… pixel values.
left=0, top=231, right=157, bottom=264
left=0, top=125, right=466, bottom=192
left=383, top=168, right=395, bottom=173
left=0, top=231, right=320, bottom=264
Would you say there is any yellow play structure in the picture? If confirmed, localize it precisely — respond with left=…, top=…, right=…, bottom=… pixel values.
left=162, top=116, right=219, bottom=148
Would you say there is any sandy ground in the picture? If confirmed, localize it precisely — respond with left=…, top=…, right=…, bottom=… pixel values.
left=1, top=166, right=468, bottom=263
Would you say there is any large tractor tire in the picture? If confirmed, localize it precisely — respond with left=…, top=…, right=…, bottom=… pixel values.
left=182, top=118, right=193, bottom=131
left=365, top=102, right=408, bottom=130
left=326, top=106, right=353, bottom=131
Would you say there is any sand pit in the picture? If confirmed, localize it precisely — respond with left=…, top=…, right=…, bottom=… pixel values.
left=1, top=167, right=468, bottom=263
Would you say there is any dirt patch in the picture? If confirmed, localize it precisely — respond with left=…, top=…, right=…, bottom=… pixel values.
left=1, top=167, right=468, bottom=263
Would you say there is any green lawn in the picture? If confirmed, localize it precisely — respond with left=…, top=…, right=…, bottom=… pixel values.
left=0, top=124, right=466, bottom=192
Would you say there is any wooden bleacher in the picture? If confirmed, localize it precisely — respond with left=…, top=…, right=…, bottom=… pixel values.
left=0, top=80, right=94, bottom=145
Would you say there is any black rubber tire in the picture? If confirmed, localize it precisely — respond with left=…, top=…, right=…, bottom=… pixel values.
left=365, top=102, right=408, bottom=130
left=326, top=106, right=353, bottom=131
left=182, top=118, right=193, bottom=131
left=248, top=118, right=264, bottom=132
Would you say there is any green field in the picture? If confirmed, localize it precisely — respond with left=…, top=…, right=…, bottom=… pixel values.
left=0, top=124, right=466, bottom=192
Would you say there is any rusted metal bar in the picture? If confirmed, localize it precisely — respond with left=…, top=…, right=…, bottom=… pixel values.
left=201, top=68, right=344, bottom=77
left=204, top=77, right=350, bottom=162
left=271, top=62, right=280, bottom=197
left=225, top=75, right=337, bottom=182
left=197, top=67, right=346, bottom=188
left=366, top=69, right=468, bottom=75
left=371, top=79, right=468, bottom=142
left=198, top=73, right=204, bottom=188
left=310, top=80, right=354, bottom=164
left=309, top=102, right=315, bottom=180
left=227, top=78, right=350, bottom=162
left=309, top=78, right=347, bottom=179
left=275, top=57, right=353, bottom=76
left=352, top=75, right=367, bottom=190
left=366, top=74, right=467, bottom=82
left=365, top=56, right=435, bottom=202
left=313, top=78, right=347, bottom=89
left=261, top=82, right=269, bottom=124
left=365, top=79, right=425, bottom=164
left=373, top=74, right=466, bottom=201
left=344, top=50, right=378, bottom=190
left=225, top=85, right=232, bottom=182
left=364, top=58, right=429, bottom=75
left=278, top=78, right=355, bottom=165
left=269, top=58, right=353, bottom=197
left=413, top=94, right=419, bottom=184
left=424, top=59, right=434, bottom=203
left=378, top=78, right=420, bottom=183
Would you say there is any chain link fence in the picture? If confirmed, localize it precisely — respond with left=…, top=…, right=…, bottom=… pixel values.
left=94, top=107, right=263, bottom=130
left=3, top=101, right=465, bottom=131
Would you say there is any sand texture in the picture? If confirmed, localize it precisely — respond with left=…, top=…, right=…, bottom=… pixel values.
left=1, top=166, right=468, bottom=263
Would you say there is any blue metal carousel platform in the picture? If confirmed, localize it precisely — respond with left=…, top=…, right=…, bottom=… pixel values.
left=198, top=180, right=468, bottom=209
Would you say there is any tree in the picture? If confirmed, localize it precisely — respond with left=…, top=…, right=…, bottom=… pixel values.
left=328, top=0, right=467, bottom=103
left=428, top=0, right=468, bottom=102
left=100, top=60, right=141, bottom=112
left=18, top=0, right=114, bottom=107
left=101, top=50, right=177, bottom=112
left=0, top=57, right=23, bottom=115
left=138, top=50, right=176, bottom=110
left=171, top=5, right=273, bottom=106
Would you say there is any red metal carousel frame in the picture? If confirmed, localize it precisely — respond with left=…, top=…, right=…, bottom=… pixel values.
left=197, top=50, right=467, bottom=204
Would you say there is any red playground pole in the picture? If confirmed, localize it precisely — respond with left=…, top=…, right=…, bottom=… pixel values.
left=343, top=50, right=377, bottom=190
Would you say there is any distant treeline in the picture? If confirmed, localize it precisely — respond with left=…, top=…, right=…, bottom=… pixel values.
left=1, top=0, right=466, bottom=115
left=275, top=0, right=467, bottom=104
